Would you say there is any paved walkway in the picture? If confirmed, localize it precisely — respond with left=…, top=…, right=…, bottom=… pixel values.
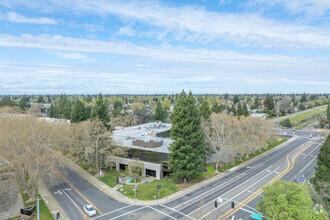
left=65, top=138, right=296, bottom=206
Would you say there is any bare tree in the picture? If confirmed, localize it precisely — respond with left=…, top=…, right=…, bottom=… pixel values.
left=0, top=116, right=68, bottom=201
left=202, top=113, right=275, bottom=172
left=69, top=119, right=127, bottom=171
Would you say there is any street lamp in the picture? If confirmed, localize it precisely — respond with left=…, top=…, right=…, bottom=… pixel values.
left=37, top=197, right=48, bottom=220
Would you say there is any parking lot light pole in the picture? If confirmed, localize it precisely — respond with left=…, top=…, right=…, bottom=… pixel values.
left=37, top=198, right=48, bottom=220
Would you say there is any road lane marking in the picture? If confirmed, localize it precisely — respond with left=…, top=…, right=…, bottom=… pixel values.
left=303, top=142, right=322, bottom=158
left=220, top=143, right=312, bottom=220
left=62, top=189, right=89, bottom=219
left=191, top=167, right=279, bottom=218
left=91, top=204, right=133, bottom=220
left=176, top=164, right=273, bottom=211
left=298, top=155, right=318, bottom=175
left=160, top=204, right=195, bottom=220
left=148, top=206, right=178, bottom=220
left=54, top=168, right=103, bottom=215
left=109, top=206, right=147, bottom=220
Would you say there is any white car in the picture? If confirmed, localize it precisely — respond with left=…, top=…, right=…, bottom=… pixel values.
left=83, top=205, right=96, bottom=217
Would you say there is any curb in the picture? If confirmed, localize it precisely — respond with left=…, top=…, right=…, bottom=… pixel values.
left=65, top=138, right=295, bottom=206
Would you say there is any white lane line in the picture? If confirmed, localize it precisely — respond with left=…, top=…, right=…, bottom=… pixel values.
left=160, top=204, right=195, bottom=220
left=298, top=156, right=318, bottom=175
left=192, top=167, right=279, bottom=218
left=62, top=189, right=79, bottom=207
left=303, top=142, right=322, bottom=158
left=174, top=164, right=272, bottom=211
left=109, top=206, right=147, bottom=220
left=148, top=206, right=178, bottom=220
left=91, top=204, right=133, bottom=220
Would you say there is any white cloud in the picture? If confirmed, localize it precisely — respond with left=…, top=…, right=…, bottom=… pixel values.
left=3, top=11, right=57, bottom=24
left=1, top=1, right=330, bottom=50
left=250, top=0, right=330, bottom=16
left=117, top=25, right=135, bottom=36
left=59, top=53, right=88, bottom=60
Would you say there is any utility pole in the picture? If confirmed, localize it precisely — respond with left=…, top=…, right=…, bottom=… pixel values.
left=37, top=198, right=48, bottom=220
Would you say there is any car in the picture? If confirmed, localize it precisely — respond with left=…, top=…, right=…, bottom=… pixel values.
left=83, top=205, right=96, bottom=217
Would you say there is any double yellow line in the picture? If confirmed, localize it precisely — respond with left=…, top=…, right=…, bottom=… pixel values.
left=219, top=143, right=312, bottom=220
left=54, top=168, right=103, bottom=215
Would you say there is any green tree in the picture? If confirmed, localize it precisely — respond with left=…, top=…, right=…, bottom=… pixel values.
left=57, top=94, right=72, bottom=119
left=200, top=99, right=211, bottom=119
left=233, top=95, right=239, bottom=104
left=280, top=119, right=291, bottom=128
left=301, top=93, right=307, bottom=103
left=153, top=101, right=165, bottom=121
left=242, top=103, right=249, bottom=117
left=257, top=180, right=327, bottom=219
left=299, top=103, right=306, bottom=111
left=253, top=96, right=259, bottom=109
left=212, top=102, right=222, bottom=113
left=71, top=99, right=87, bottom=123
left=224, top=93, right=229, bottom=101
left=48, top=103, right=58, bottom=118
left=0, top=96, right=15, bottom=107
left=236, top=103, right=243, bottom=116
left=37, top=96, right=44, bottom=103
left=18, top=96, right=30, bottom=110
left=169, top=91, right=205, bottom=184
left=264, top=95, right=275, bottom=111
left=327, top=103, right=330, bottom=121
left=91, top=93, right=110, bottom=128
left=230, top=104, right=236, bottom=115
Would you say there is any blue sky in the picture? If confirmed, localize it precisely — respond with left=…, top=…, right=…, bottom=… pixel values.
left=0, top=0, right=329, bottom=94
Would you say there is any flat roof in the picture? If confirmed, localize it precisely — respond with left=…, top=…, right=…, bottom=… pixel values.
left=112, top=122, right=172, bottom=153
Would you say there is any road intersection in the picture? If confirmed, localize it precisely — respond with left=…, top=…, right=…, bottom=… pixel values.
left=45, top=131, right=324, bottom=220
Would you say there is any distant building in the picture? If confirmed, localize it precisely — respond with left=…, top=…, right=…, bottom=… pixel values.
left=111, top=122, right=173, bottom=179
left=250, top=113, right=267, bottom=119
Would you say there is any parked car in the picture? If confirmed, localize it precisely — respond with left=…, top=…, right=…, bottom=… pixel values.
left=83, top=205, right=96, bottom=217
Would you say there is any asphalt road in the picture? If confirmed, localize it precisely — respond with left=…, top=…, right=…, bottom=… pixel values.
left=46, top=131, right=324, bottom=220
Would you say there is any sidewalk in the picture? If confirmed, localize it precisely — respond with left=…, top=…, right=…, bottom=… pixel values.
left=66, top=138, right=296, bottom=206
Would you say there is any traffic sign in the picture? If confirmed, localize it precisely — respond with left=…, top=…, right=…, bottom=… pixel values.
left=251, top=212, right=262, bottom=220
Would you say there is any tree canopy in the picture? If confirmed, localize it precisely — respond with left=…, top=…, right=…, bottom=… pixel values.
left=257, top=180, right=327, bottom=219
left=169, top=90, right=205, bottom=184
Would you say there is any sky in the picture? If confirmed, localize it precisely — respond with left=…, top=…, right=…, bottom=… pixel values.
left=0, top=0, right=329, bottom=94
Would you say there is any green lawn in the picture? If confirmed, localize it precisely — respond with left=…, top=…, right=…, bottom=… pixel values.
left=15, top=192, right=53, bottom=220
left=101, top=171, right=121, bottom=187
left=117, top=179, right=182, bottom=200
left=281, top=109, right=325, bottom=125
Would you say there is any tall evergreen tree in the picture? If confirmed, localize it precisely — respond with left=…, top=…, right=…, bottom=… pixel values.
left=91, top=93, right=110, bottom=128
left=71, top=99, right=87, bottom=123
left=300, top=93, right=307, bottom=103
left=264, top=95, right=275, bottom=111
left=200, top=99, right=211, bottom=119
left=169, top=91, right=205, bottom=184
left=57, top=94, right=72, bottom=119
left=233, top=95, right=239, bottom=104
left=253, top=96, right=259, bottom=109
left=49, top=103, right=58, bottom=118
left=153, top=101, right=165, bottom=121
left=236, top=103, right=243, bottom=116
left=230, top=104, right=236, bottom=115
left=327, top=103, right=330, bottom=121
left=18, top=96, right=30, bottom=110
left=243, top=103, right=249, bottom=117
left=224, top=93, right=229, bottom=101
